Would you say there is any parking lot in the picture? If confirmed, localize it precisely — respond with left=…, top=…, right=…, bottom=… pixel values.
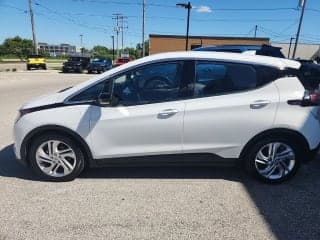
left=1, top=70, right=320, bottom=240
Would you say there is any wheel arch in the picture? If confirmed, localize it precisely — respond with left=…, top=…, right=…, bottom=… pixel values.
left=21, top=125, right=93, bottom=167
left=239, top=128, right=310, bottom=162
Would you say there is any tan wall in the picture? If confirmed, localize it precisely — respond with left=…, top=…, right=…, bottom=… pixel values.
left=272, top=43, right=320, bottom=59
left=149, top=37, right=269, bottom=55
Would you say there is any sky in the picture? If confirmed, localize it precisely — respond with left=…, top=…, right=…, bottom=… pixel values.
left=1, top=0, right=320, bottom=49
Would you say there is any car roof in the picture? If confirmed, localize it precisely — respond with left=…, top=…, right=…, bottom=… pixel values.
left=62, top=51, right=300, bottom=99
left=133, top=51, right=300, bottom=70
left=193, top=45, right=262, bottom=52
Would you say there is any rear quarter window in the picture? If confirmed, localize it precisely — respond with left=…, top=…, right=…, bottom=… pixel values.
left=194, top=62, right=280, bottom=98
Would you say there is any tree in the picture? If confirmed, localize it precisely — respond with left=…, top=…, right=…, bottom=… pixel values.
left=136, top=39, right=149, bottom=57
left=1, top=36, right=33, bottom=59
left=92, top=45, right=110, bottom=57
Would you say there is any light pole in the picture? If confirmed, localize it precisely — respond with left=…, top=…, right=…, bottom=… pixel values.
left=288, top=37, right=295, bottom=59
left=111, top=35, right=115, bottom=62
left=176, top=2, right=192, bottom=51
left=79, top=34, right=83, bottom=56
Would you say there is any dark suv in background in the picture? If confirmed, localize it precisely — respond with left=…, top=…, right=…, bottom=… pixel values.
left=193, top=44, right=285, bottom=58
left=62, top=56, right=91, bottom=73
left=87, top=57, right=112, bottom=74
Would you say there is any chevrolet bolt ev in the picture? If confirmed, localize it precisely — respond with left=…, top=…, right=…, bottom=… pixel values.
left=14, top=52, right=320, bottom=183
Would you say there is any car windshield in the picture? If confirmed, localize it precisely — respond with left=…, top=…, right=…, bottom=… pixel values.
left=92, top=58, right=105, bottom=62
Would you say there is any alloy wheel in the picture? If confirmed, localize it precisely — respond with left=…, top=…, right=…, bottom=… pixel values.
left=254, top=142, right=296, bottom=180
left=35, top=140, right=77, bottom=177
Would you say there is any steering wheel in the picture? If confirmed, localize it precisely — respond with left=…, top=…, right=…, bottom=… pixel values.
left=143, top=76, right=172, bottom=89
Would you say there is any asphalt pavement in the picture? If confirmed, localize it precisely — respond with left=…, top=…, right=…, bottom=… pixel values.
left=1, top=70, right=320, bottom=240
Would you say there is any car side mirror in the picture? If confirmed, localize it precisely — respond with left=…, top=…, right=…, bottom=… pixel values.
left=97, top=93, right=111, bottom=107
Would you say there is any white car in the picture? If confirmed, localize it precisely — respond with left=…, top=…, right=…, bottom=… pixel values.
left=13, top=51, right=320, bottom=183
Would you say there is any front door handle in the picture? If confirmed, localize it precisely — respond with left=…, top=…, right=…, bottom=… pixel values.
left=158, top=109, right=179, bottom=118
left=250, top=100, right=271, bottom=109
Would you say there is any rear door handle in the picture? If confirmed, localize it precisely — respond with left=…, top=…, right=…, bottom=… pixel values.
left=158, top=109, right=179, bottom=117
left=250, top=100, right=271, bottom=109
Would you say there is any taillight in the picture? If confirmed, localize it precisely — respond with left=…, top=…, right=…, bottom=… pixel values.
left=302, top=90, right=320, bottom=106
left=288, top=90, right=320, bottom=106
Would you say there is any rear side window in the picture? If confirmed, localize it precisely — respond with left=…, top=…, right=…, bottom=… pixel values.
left=255, top=65, right=280, bottom=87
left=194, top=62, right=257, bottom=97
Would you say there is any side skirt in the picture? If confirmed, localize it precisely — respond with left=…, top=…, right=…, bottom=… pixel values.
left=91, top=153, right=238, bottom=168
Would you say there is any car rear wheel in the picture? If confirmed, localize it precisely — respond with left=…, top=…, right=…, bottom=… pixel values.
left=244, top=137, right=300, bottom=183
left=29, top=134, right=85, bottom=181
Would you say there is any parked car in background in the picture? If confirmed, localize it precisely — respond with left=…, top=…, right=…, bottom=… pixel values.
left=87, top=57, right=112, bottom=74
left=113, top=57, right=131, bottom=67
left=62, top=56, right=91, bottom=73
left=26, top=54, right=47, bottom=70
left=14, top=51, right=320, bottom=183
left=193, top=44, right=285, bottom=58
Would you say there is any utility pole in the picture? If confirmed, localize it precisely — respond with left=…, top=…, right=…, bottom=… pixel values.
left=111, top=35, right=115, bottom=62
left=292, top=0, right=307, bottom=59
left=142, top=0, right=146, bottom=57
left=288, top=37, right=295, bottom=59
left=28, top=0, right=38, bottom=54
left=113, top=13, right=121, bottom=58
left=176, top=2, right=192, bottom=51
left=254, top=25, right=258, bottom=38
left=120, top=16, right=128, bottom=52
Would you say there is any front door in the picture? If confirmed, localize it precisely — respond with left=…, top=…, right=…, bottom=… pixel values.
left=88, top=61, right=187, bottom=159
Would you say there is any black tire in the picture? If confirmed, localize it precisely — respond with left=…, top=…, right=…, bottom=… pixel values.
left=29, top=133, right=85, bottom=181
left=43, top=65, right=47, bottom=70
left=27, top=65, right=31, bottom=70
left=77, top=67, right=83, bottom=73
left=243, top=137, right=301, bottom=184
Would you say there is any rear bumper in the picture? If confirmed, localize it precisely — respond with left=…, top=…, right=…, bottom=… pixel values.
left=307, top=142, right=320, bottom=162
left=63, top=66, right=82, bottom=72
left=27, top=64, right=46, bottom=68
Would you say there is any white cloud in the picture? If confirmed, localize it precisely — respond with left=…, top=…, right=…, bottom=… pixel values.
left=195, top=5, right=212, bottom=13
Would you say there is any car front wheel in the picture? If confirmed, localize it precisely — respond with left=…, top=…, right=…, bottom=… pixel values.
left=244, top=137, right=300, bottom=183
left=29, top=134, right=85, bottom=181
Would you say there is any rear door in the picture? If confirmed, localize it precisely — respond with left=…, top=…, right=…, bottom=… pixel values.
left=183, top=61, right=280, bottom=160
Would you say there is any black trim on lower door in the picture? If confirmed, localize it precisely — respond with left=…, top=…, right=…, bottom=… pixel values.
left=92, top=153, right=237, bottom=168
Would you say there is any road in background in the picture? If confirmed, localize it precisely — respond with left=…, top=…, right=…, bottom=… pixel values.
left=0, top=71, right=320, bottom=240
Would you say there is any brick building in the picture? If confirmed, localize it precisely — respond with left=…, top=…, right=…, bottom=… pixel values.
left=149, top=34, right=270, bottom=55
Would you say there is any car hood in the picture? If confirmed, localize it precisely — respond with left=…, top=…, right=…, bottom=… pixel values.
left=20, top=92, right=63, bottom=109
left=89, top=62, right=104, bottom=67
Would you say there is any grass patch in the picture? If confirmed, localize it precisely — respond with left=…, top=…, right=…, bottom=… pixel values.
left=49, top=66, right=62, bottom=71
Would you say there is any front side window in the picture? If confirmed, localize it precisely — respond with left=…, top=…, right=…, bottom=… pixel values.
left=112, top=62, right=183, bottom=106
left=194, top=61, right=257, bottom=97
left=69, top=81, right=110, bottom=102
